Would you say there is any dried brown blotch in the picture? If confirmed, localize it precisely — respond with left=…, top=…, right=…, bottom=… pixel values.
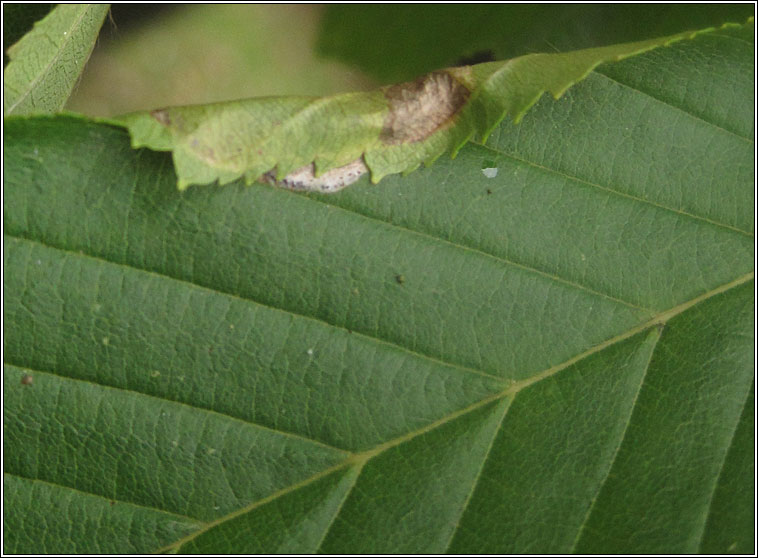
left=150, top=109, right=171, bottom=126
left=21, top=374, right=33, bottom=385
left=380, top=71, right=470, bottom=145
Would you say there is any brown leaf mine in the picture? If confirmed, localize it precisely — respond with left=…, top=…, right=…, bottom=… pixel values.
left=150, top=109, right=171, bottom=126
left=261, top=158, right=368, bottom=193
left=380, top=71, right=470, bottom=145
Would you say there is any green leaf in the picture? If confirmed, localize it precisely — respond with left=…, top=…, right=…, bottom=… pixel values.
left=3, top=4, right=109, bottom=116
left=3, top=19, right=753, bottom=554
left=317, top=4, right=755, bottom=83
left=114, top=24, right=735, bottom=191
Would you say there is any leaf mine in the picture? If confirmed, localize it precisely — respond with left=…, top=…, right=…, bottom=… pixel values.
left=113, top=23, right=734, bottom=192
left=380, top=71, right=470, bottom=145
left=261, top=158, right=369, bottom=193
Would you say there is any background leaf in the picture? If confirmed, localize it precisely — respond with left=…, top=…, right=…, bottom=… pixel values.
left=3, top=17, right=754, bottom=557
left=2, top=3, right=55, bottom=66
left=3, top=3, right=109, bottom=116
left=317, top=3, right=754, bottom=83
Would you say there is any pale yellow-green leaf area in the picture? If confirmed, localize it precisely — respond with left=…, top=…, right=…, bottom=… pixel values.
left=114, top=20, right=749, bottom=191
left=4, top=4, right=110, bottom=116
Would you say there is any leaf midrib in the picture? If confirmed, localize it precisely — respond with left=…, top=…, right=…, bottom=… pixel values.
left=6, top=223, right=751, bottom=450
left=7, top=240, right=751, bottom=551
left=157, top=271, right=753, bottom=553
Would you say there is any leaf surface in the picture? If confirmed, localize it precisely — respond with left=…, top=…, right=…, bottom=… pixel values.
left=3, top=20, right=754, bottom=554
left=3, top=4, right=109, bottom=116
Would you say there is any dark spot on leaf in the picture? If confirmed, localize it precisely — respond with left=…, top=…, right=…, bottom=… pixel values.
left=395, top=274, right=405, bottom=285
left=486, top=188, right=493, bottom=195
left=21, top=374, right=33, bottom=386
left=455, top=49, right=496, bottom=66
left=150, top=109, right=171, bottom=126
left=381, top=71, right=470, bottom=145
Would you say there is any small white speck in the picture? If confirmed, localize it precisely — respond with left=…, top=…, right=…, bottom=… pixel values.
left=36, top=259, right=42, bottom=265
left=101, top=337, right=110, bottom=346
left=213, top=505, right=220, bottom=510
left=63, top=31, right=67, bottom=35
left=172, top=440, right=178, bottom=447
left=482, top=167, right=498, bottom=178
left=307, top=348, right=314, bottom=356
left=150, top=370, right=160, bottom=378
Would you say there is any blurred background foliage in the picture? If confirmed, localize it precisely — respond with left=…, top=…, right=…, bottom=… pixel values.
left=65, top=4, right=375, bottom=116
left=5, top=3, right=753, bottom=117
left=318, top=3, right=755, bottom=82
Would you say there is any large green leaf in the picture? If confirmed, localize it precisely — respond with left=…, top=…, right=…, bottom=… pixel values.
left=114, top=25, right=731, bottom=191
left=3, top=20, right=754, bottom=555
left=3, top=4, right=109, bottom=116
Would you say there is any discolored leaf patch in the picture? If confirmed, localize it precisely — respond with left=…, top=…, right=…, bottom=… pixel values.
left=261, top=158, right=369, bottom=193
left=380, top=71, right=470, bottom=145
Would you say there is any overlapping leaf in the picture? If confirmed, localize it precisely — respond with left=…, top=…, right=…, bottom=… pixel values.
left=3, top=4, right=109, bottom=116
left=114, top=24, right=739, bottom=190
